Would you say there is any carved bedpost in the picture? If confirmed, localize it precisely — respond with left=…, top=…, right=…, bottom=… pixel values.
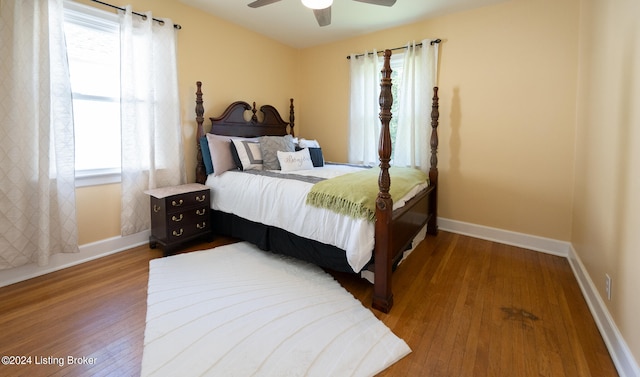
left=428, top=87, right=439, bottom=235
left=372, top=49, right=394, bottom=313
left=195, top=81, right=207, bottom=184
left=289, top=98, right=295, bottom=137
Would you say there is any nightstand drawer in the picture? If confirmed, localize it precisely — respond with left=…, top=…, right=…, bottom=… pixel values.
left=167, top=219, right=210, bottom=242
left=166, top=206, right=209, bottom=224
left=165, top=191, right=208, bottom=212
left=152, top=190, right=209, bottom=214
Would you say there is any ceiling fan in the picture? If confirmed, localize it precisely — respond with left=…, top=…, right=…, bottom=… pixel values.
left=247, top=0, right=397, bottom=27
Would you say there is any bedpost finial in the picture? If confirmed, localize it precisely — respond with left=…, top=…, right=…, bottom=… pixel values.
left=195, top=80, right=206, bottom=184
left=378, top=49, right=393, bottom=168
left=195, top=81, right=204, bottom=120
left=251, top=102, right=258, bottom=122
left=430, top=85, right=440, bottom=183
left=289, top=98, right=295, bottom=137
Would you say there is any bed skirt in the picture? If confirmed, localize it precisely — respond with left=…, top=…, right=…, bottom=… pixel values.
left=211, top=210, right=361, bottom=273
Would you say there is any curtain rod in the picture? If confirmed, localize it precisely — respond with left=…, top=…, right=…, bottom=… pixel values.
left=90, top=0, right=182, bottom=29
left=346, top=39, right=441, bottom=59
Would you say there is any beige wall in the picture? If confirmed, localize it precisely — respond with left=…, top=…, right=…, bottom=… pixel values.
left=573, top=0, right=640, bottom=364
left=299, top=0, right=579, bottom=241
left=74, top=0, right=299, bottom=244
left=76, top=183, right=121, bottom=244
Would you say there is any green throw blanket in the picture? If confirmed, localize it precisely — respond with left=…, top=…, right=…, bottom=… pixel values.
left=305, top=167, right=428, bottom=222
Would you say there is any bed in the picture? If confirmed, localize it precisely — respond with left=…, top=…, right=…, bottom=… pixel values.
left=194, top=50, right=439, bottom=313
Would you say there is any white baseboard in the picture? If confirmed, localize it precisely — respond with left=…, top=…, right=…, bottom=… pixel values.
left=438, top=217, right=639, bottom=377
left=0, top=230, right=150, bottom=288
left=567, top=245, right=640, bottom=377
left=438, top=217, right=571, bottom=257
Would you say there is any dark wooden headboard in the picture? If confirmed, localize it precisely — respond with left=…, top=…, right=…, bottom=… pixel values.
left=194, top=81, right=295, bottom=183
left=209, top=101, right=292, bottom=138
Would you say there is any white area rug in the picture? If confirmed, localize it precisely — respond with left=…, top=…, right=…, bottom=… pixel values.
left=141, top=242, right=410, bottom=377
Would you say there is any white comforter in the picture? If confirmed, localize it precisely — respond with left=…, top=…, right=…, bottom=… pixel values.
left=205, top=165, right=427, bottom=272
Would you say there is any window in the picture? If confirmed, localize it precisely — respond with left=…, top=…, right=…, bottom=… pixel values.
left=350, top=43, right=437, bottom=171
left=369, top=52, right=409, bottom=162
left=348, top=51, right=404, bottom=166
left=64, top=2, right=121, bottom=186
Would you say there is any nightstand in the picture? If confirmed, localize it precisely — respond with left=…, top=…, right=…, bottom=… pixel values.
left=145, top=183, right=212, bottom=255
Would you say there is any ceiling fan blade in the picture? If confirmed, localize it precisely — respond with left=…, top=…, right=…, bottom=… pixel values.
left=247, top=0, right=282, bottom=8
left=352, top=0, right=396, bottom=6
left=313, top=7, right=331, bottom=27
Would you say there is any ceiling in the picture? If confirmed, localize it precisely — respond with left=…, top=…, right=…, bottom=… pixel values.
left=178, top=0, right=508, bottom=49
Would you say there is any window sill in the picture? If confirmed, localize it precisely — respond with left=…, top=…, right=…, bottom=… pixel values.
left=75, top=169, right=121, bottom=187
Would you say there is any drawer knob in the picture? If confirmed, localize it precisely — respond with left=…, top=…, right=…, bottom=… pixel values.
left=196, top=209, right=206, bottom=216
left=153, top=204, right=162, bottom=213
left=171, top=199, right=184, bottom=207
left=197, top=222, right=206, bottom=229
left=171, top=214, right=183, bottom=222
left=195, top=194, right=206, bottom=202
left=172, top=229, right=184, bottom=237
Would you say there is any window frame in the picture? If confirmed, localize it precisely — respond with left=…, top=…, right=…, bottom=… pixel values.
left=64, top=0, right=122, bottom=187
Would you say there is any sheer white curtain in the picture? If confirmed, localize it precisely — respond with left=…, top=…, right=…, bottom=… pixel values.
left=0, top=0, right=78, bottom=269
left=119, top=7, right=185, bottom=236
left=393, top=39, right=439, bottom=172
left=348, top=50, right=382, bottom=166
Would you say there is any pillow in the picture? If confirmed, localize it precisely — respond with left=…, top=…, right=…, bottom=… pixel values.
left=277, top=148, right=314, bottom=172
left=298, top=138, right=321, bottom=148
left=199, top=135, right=214, bottom=175
left=231, top=139, right=263, bottom=171
left=307, top=147, right=324, bottom=167
left=205, top=133, right=236, bottom=176
left=296, top=146, right=324, bottom=167
left=259, top=135, right=295, bottom=170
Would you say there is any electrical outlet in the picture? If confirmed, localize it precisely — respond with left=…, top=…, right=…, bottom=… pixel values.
left=605, top=274, right=612, bottom=301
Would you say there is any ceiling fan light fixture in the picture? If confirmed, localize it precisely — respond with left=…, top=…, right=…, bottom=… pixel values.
left=301, top=0, right=332, bottom=10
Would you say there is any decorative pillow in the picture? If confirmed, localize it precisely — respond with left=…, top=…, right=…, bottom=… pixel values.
left=296, top=146, right=324, bottom=167
left=259, top=135, right=295, bottom=170
left=231, top=139, right=263, bottom=171
left=205, top=133, right=236, bottom=176
left=307, top=147, right=324, bottom=167
left=298, top=138, right=321, bottom=148
left=277, top=148, right=314, bottom=172
left=199, top=135, right=214, bottom=175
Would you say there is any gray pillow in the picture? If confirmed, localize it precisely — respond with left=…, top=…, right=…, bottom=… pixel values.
left=259, top=135, right=295, bottom=170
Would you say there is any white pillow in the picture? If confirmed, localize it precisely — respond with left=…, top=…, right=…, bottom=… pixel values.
left=298, top=138, right=321, bottom=148
left=231, top=139, right=262, bottom=171
left=277, top=148, right=314, bottom=172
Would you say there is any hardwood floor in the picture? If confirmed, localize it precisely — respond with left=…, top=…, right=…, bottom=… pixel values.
left=0, top=232, right=617, bottom=376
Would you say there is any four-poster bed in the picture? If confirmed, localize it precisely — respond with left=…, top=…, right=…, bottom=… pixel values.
left=193, top=50, right=439, bottom=313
